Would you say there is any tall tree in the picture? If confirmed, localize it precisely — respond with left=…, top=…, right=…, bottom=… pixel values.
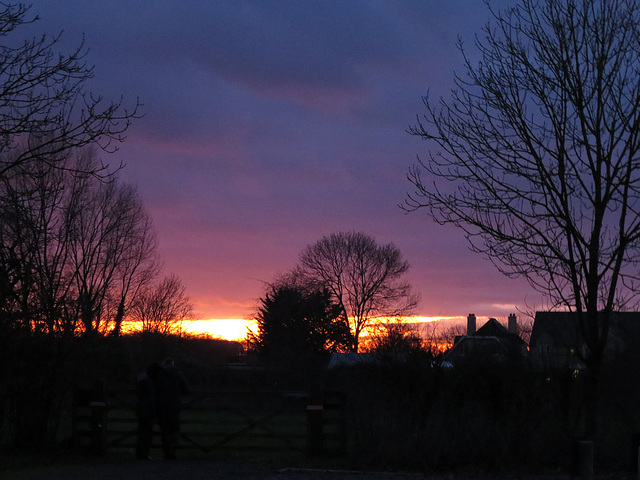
left=0, top=147, right=78, bottom=334
left=0, top=146, right=158, bottom=336
left=67, top=149, right=158, bottom=335
left=0, top=4, right=140, bottom=178
left=108, top=210, right=159, bottom=337
left=0, top=3, right=140, bottom=447
left=297, top=231, right=419, bottom=352
left=404, top=0, right=640, bottom=435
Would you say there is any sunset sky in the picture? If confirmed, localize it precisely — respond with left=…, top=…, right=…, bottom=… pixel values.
left=26, top=1, right=540, bottom=328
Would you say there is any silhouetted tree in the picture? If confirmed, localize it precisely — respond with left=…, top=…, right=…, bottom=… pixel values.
left=0, top=147, right=158, bottom=335
left=108, top=211, right=159, bottom=337
left=417, top=321, right=454, bottom=355
left=67, top=149, right=158, bottom=335
left=0, top=150, right=72, bottom=334
left=296, top=232, right=419, bottom=352
left=404, top=0, right=640, bottom=436
left=439, top=324, right=467, bottom=351
left=248, top=284, right=351, bottom=359
left=0, top=4, right=140, bottom=179
left=131, top=274, right=193, bottom=335
left=0, top=148, right=160, bottom=447
left=365, top=320, right=424, bottom=355
left=0, top=3, right=142, bottom=447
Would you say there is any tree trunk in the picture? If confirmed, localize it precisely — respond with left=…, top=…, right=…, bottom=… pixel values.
left=110, top=298, right=125, bottom=337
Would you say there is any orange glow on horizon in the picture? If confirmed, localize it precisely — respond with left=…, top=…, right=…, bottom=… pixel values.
left=120, top=318, right=258, bottom=341
left=182, top=318, right=258, bottom=341
left=180, top=315, right=468, bottom=342
left=123, top=314, right=517, bottom=345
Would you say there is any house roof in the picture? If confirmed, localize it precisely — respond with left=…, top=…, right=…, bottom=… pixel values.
left=530, top=311, right=640, bottom=353
left=529, top=312, right=581, bottom=349
left=446, top=318, right=527, bottom=364
left=447, top=335, right=508, bottom=361
left=475, top=318, right=507, bottom=336
left=609, top=312, right=640, bottom=344
left=476, top=318, right=527, bottom=347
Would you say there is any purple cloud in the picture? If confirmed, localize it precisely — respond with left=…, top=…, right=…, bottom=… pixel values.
left=24, top=0, right=536, bottom=321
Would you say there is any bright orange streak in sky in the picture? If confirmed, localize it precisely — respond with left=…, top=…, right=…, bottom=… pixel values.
left=182, top=318, right=258, bottom=341
left=183, top=316, right=468, bottom=342
left=127, top=314, right=513, bottom=343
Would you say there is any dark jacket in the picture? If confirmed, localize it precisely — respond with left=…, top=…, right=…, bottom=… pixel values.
left=155, top=365, right=188, bottom=414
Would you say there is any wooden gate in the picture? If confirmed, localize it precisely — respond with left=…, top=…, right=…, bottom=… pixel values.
left=73, top=387, right=345, bottom=456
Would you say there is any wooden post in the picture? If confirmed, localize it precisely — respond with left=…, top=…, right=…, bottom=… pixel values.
left=578, top=440, right=593, bottom=480
left=89, top=378, right=108, bottom=455
left=306, top=383, right=324, bottom=456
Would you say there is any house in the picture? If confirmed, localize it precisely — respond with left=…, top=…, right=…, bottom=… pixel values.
left=529, top=311, right=640, bottom=371
left=444, top=313, right=528, bottom=365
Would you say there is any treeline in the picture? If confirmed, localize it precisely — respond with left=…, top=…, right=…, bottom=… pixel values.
left=0, top=3, right=196, bottom=338
left=0, top=3, right=195, bottom=449
left=1, top=147, right=159, bottom=337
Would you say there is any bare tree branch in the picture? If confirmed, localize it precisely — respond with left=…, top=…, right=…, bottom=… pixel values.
left=0, top=4, right=141, bottom=179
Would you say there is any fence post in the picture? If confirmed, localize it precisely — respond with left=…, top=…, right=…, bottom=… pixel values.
left=89, top=378, right=108, bottom=455
left=578, top=440, right=593, bottom=480
left=307, top=382, right=324, bottom=455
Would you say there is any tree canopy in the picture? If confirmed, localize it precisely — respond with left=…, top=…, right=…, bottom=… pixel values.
left=130, top=274, right=193, bottom=336
left=248, top=284, right=351, bottom=358
left=296, top=231, right=419, bottom=352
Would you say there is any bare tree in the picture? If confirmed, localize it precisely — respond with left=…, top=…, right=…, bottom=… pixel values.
left=438, top=324, right=467, bottom=351
left=0, top=4, right=140, bottom=178
left=516, top=316, right=535, bottom=345
left=0, top=146, right=158, bottom=336
left=419, top=321, right=458, bottom=354
left=365, top=319, right=424, bottom=354
left=108, top=211, right=159, bottom=337
left=404, top=0, right=640, bottom=435
left=131, top=274, right=193, bottom=336
left=0, top=147, right=79, bottom=334
left=66, top=149, right=159, bottom=335
left=297, top=232, right=419, bottom=352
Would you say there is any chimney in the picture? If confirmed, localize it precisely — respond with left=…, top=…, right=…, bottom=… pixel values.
left=508, top=313, right=517, bottom=335
left=467, top=313, right=476, bottom=336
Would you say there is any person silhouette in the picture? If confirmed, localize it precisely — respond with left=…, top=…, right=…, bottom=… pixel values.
left=135, top=362, right=160, bottom=460
left=155, top=357, right=188, bottom=459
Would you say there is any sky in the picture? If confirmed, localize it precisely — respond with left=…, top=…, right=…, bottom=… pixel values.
left=24, top=1, right=541, bottom=328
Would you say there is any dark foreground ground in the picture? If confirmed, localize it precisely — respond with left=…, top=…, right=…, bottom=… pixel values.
left=1, top=452, right=637, bottom=480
